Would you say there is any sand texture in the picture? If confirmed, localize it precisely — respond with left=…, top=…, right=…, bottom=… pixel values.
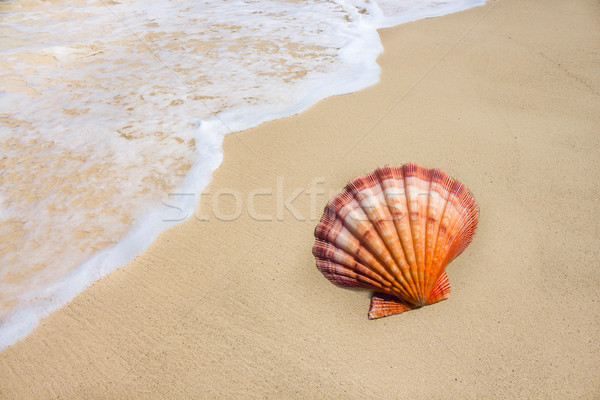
left=1, top=0, right=599, bottom=398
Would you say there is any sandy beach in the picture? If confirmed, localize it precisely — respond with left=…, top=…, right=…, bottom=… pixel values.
left=1, top=0, right=599, bottom=398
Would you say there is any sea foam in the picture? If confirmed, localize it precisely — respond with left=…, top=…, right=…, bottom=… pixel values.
left=0, top=0, right=486, bottom=350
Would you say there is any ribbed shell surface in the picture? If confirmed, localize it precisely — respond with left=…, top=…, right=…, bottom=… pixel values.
left=313, top=163, right=478, bottom=318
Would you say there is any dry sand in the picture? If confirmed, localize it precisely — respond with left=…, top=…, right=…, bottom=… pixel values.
left=1, top=0, right=599, bottom=398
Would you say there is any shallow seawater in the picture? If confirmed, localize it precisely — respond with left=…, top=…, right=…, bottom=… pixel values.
left=0, top=0, right=485, bottom=349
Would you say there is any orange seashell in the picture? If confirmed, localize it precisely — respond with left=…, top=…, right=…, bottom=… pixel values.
left=313, top=163, right=478, bottom=319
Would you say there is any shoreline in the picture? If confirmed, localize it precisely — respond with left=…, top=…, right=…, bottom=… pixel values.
left=1, top=0, right=599, bottom=397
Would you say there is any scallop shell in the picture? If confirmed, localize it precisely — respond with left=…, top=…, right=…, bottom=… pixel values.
left=313, top=163, right=478, bottom=319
